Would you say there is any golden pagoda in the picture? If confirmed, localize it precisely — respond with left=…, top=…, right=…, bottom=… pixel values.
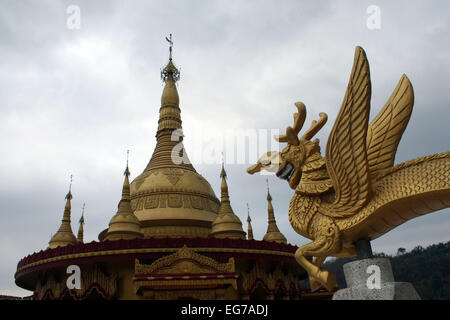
left=104, top=164, right=144, bottom=241
left=14, top=36, right=314, bottom=300
left=262, top=179, right=287, bottom=244
left=210, top=164, right=246, bottom=239
left=48, top=182, right=78, bottom=249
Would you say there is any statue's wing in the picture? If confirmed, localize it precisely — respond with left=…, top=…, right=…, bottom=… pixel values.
left=366, top=75, right=414, bottom=180
left=322, top=46, right=372, bottom=218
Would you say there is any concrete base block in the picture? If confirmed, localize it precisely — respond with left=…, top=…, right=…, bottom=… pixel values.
left=333, top=282, right=420, bottom=300
left=332, top=258, right=420, bottom=300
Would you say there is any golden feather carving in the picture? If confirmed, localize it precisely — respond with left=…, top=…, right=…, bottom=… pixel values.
left=366, top=74, right=414, bottom=180
left=322, top=46, right=372, bottom=218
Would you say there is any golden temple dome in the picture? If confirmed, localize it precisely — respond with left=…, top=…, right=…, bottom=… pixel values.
left=105, top=165, right=144, bottom=241
left=48, top=187, right=78, bottom=249
left=262, top=180, right=287, bottom=244
left=210, top=165, right=246, bottom=239
left=130, top=54, right=220, bottom=238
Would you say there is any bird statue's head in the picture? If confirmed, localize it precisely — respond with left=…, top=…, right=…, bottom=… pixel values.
left=247, top=102, right=327, bottom=189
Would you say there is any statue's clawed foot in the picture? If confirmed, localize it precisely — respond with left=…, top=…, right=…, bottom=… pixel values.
left=316, top=269, right=338, bottom=291
left=309, top=278, right=322, bottom=292
left=308, top=269, right=338, bottom=292
left=309, top=269, right=338, bottom=292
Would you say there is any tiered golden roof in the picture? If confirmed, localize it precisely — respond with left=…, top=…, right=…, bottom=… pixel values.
left=210, top=165, right=246, bottom=239
left=105, top=165, right=144, bottom=241
left=129, top=56, right=220, bottom=238
left=48, top=188, right=78, bottom=249
left=262, top=181, right=287, bottom=244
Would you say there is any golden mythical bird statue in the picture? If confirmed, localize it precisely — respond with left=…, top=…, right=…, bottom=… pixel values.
left=247, top=46, right=450, bottom=292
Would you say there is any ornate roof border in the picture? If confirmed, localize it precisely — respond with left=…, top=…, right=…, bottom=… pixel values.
left=135, top=245, right=235, bottom=275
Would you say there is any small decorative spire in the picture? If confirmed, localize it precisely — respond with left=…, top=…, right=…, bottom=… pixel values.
left=124, top=150, right=130, bottom=177
left=247, top=203, right=254, bottom=240
left=79, top=203, right=85, bottom=224
left=48, top=176, right=78, bottom=248
left=210, top=164, right=245, bottom=239
left=220, top=162, right=229, bottom=201
left=220, top=160, right=227, bottom=179
left=266, top=178, right=272, bottom=202
left=122, top=153, right=131, bottom=201
left=66, top=174, right=73, bottom=200
left=104, top=159, right=143, bottom=241
left=263, top=178, right=287, bottom=244
left=77, top=203, right=85, bottom=243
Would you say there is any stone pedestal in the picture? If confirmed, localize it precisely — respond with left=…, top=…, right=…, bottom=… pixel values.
left=332, top=258, right=420, bottom=300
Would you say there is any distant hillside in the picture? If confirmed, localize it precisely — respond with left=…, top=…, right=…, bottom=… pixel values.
left=323, top=241, right=450, bottom=300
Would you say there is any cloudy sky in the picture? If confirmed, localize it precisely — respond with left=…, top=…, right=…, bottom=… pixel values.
left=1, top=0, right=449, bottom=296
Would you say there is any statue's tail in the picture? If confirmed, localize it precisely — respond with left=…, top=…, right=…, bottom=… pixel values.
left=343, top=152, right=450, bottom=243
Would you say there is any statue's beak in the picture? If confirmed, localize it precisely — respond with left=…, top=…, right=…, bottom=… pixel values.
left=247, top=162, right=262, bottom=175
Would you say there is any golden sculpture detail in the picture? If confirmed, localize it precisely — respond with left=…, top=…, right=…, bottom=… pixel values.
left=248, top=46, right=450, bottom=292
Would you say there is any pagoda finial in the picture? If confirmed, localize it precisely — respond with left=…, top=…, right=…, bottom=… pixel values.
left=220, top=163, right=229, bottom=200
left=124, top=150, right=130, bottom=177
left=77, top=203, right=85, bottom=243
left=220, top=156, right=227, bottom=179
left=66, top=174, right=73, bottom=200
left=165, top=33, right=173, bottom=61
left=247, top=202, right=254, bottom=240
left=266, top=178, right=272, bottom=201
left=161, top=34, right=180, bottom=82
left=79, top=203, right=85, bottom=224
left=122, top=154, right=131, bottom=201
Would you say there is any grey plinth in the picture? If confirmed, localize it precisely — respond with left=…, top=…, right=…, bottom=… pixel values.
left=332, top=258, right=420, bottom=300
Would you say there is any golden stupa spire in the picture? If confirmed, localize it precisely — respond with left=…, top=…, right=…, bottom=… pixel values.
left=210, top=163, right=246, bottom=239
left=48, top=175, right=78, bottom=249
left=143, top=34, right=194, bottom=172
left=263, top=179, right=287, bottom=244
left=105, top=153, right=144, bottom=241
left=246, top=203, right=254, bottom=240
left=122, top=150, right=131, bottom=200
left=77, top=203, right=85, bottom=243
left=220, top=163, right=229, bottom=202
